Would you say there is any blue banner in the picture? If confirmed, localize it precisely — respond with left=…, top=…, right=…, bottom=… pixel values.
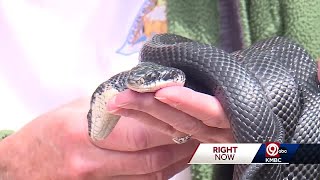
left=252, top=143, right=320, bottom=164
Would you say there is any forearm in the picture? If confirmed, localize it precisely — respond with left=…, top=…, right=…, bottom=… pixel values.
left=0, top=135, right=15, bottom=180
left=0, top=131, right=38, bottom=180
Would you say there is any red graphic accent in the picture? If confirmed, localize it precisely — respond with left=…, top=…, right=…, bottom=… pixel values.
left=265, top=142, right=280, bottom=158
left=188, top=143, right=200, bottom=163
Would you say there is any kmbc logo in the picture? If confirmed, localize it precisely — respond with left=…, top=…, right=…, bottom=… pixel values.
left=265, top=142, right=287, bottom=163
left=265, top=142, right=280, bottom=158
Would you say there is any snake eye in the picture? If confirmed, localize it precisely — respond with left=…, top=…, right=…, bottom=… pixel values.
left=146, top=72, right=159, bottom=80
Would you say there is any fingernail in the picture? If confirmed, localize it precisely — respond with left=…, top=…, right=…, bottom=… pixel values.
left=154, top=96, right=171, bottom=104
left=155, top=96, right=180, bottom=108
left=154, top=96, right=167, bottom=101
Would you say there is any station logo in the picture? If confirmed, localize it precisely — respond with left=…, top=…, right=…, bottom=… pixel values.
left=265, top=142, right=287, bottom=163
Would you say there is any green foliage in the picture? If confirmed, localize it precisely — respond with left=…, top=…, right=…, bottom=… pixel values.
left=192, top=164, right=214, bottom=180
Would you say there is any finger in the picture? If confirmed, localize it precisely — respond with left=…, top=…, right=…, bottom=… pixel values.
left=110, top=109, right=189, bottom=139
left=155, top=86, right=229, bottom=128
left=108, top=90, right=233, bottom=142
left=109, top=157, right=191, bottom=180
left=112, top=109, right=234, bottom=143
left=90, top=141, right=199, bottom=177
left=88, top=117, right=176, bottom=151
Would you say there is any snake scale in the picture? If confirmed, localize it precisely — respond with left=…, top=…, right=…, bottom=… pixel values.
left=87, top=33, right=320, bottom=179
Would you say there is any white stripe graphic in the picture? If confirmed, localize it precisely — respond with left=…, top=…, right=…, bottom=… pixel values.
left=189, top=143, right=261, bottom=164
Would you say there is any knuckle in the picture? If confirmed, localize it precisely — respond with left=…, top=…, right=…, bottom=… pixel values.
left=132, top=93, right=155, bottom=111
left=144, top=153, right=161, bottom=173
left=67, top=155, right=92, bottom=179
left=126, top=127, right=150, bottom=151
left=144, top=149, right=170, bottom=173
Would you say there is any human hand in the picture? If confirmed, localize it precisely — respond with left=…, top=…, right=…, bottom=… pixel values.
left=107, top=86, right=234, bottom=143
left=0, top=98, right=198, bottom=180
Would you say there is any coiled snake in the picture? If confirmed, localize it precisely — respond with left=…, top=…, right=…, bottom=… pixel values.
left=87, top=34, right=320, bottom=179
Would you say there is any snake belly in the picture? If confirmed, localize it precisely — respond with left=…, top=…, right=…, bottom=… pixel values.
left=88, top=33, right=320, bottom=179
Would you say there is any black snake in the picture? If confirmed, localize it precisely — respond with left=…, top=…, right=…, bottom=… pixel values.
left=87, top=33, right=320, bottom=179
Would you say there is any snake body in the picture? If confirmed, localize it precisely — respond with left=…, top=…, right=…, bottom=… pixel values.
left=88, top=34, right=320, bottom=179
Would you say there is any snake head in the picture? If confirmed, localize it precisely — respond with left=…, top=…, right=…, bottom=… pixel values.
left=127, top=62, right=186, bottom=92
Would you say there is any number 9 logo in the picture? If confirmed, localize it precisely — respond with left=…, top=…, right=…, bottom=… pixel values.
left=266, top=143, right=279, bottom=157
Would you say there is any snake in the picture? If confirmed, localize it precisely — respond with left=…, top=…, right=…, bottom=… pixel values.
left=87, top=33, right=320, bottom=179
